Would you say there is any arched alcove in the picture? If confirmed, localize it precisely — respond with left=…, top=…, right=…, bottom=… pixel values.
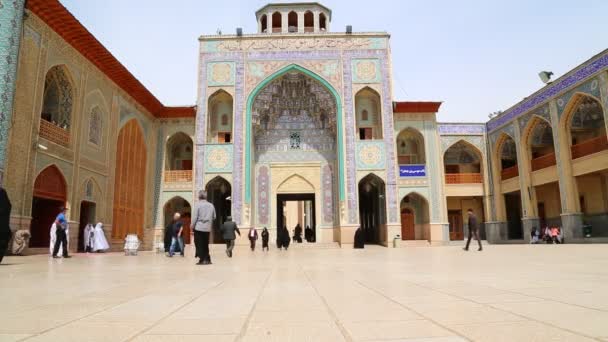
left=40, top=65, right=74, bottom=146
left=355, top=87, right=383, bottom=140
left=443, top=140, right=482, bottom=183
left=207, top=90, right=233, bottom=143
left=396, top=128, right=425, bottom=165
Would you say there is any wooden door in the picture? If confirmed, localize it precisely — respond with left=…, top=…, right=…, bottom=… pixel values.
left=448, top=210, right=464, bottom=240
left=181, top=216, right=191, bottom=244
left=400, top=209, right=415, bottom=240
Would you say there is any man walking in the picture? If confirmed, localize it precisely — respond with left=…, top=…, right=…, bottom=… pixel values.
left=0, top=187, right=12, bottom=264
left=191, top=190, right=216, bottom=265
left=463, top=208, right=482, bottom=251
left=52, top=207, right=71, bottom=258
left=168, top=212, right=184, bottom=257
left=248, top=227, right=258, bottom=251
left=221, top=216, right=239, bottom=258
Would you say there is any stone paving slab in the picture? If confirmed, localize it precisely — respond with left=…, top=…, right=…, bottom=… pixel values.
left=0, top=244, right=607, bottom=341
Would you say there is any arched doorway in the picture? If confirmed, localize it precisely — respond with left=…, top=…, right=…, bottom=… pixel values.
left=206, top=176, right=231, bottom=243
left=358, top=174, right=386, bottom=244
left=112, top=119, right=147, bottom=240
left=30, top=165, right=67, bottom=248
left=163, top=197, right=192, bottom=244
left=400, top=208, right=414, bottom=240
left=400, top=193, right=430, bottom=241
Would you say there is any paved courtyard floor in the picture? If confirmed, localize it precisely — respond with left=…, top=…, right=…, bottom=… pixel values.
left=1, top=244, right=608, bottom=342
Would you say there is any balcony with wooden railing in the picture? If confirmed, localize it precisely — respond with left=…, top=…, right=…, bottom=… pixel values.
left=164, top=170, right=193, bottom=183
left=571, top=135, right=608, bottom=159
left=531, top=152, right=556, bottom=171
left=501, top=165, right=519, bottom=180
left=445, top=173, right=482, bottom=184
left=39, top=119, right=70, bottom=147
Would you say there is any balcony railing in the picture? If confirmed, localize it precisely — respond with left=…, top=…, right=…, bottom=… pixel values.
left=445, top=173, right=482, bottom=184
left=304, top=26, right=314, bottom=32
left=39, top=119, right=70, bottom=147
left=272, top=27, right=282, bottom=33
left=164, top=170, right=193, bottom=183
left=571, top=135, right=608, bottom=160
left=531, top=152, right=556, bottom=171
left=501, top=165, right=519, bottom=180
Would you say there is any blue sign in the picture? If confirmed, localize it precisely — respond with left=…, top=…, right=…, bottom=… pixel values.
left=399, top=165, right=426, bottom=177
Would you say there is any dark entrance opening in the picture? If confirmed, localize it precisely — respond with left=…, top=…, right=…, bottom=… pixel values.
left=358, top=174, right=386, bottom=244
left=276, top=193, right=316, bottom=242
left=77, top=201, right=96, bottom=252
left=30, top=197, right=63, bottom=248
left=505, top=191, right=523, bottom=239
left=206, top=177, right=231, bottom=244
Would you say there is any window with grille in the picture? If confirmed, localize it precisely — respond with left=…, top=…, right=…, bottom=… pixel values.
left=289, top=131, right=301, bottom=149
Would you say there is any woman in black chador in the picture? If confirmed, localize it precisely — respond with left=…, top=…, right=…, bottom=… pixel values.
left=261, top=227, right=269, bottom=251
left=294, top=224, right=303, bottom=243
left=354, top=226, right=365, bottom=249
left=304, top=225, right=313, bottom=242
left=0, top=188, right=12, bottom=263
left=277, top=226, right=291, bottom=250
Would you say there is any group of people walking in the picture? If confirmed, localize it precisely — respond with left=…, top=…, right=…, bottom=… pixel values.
left=172, top=190, right=321, bottom=263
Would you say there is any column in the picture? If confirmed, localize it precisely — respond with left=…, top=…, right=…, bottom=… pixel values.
left=514, top=120, right=539, bottom=242
left=282, top=12, right=288, bottom=33
left=267, top=12, right=273, bottom=34
left=485, top=134, right=509, bottom=243
left=313, top=10, right=320, bottom=33
left=549, top=99, right=582, bottom=239
left=0, top=0, right=26, bottom=184
left=425, top=121, right=449, bottom=245
left=297, top=11, right=304, bottom=33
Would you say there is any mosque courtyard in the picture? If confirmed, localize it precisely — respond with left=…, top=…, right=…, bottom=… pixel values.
left=1, top=244, right=607, bottom=342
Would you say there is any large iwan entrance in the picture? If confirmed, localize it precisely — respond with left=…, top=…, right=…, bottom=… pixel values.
left=276, top=193, right=315, bottom=242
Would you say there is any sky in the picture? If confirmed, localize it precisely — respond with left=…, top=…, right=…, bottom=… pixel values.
left=59, top=0, right=607, bottom=122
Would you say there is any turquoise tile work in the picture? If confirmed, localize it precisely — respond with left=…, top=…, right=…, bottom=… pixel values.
left=355, top=141, right=386, bottom=170
left=204, top=144, right=233, bottom=173
left=0, top=0, right=25, bottom=178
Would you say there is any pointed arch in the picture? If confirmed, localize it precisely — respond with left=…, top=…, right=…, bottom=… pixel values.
left=34, top=165, right=67, bottom=201
left=355, top=87, right=383, bottom=140
left=205, top=176, right=232, bottom=243
left=399, top=191, right=430, bottom=240
left=396, top=127, right=425, bottom=165
left=522, top=116, right=556, bottom=171
left=207, top=89, right=233, bottom=143
left=560, top=93, right=607, bottom=159
left=40, top=64, right=75, bottom=146
left=444, top=140, right=483, bottom=182
left=277, top=174, right=315, bottom=193
left=495, top=133, right=518, bottom=180
left=272, top=11, right=282, bottom=32
left=304, top=11, right=314, bottom=32
left=165, top=132, right=193, bottom=172
left=288, top=11, right=298, bottom=32
left=81, top=177, right=102, bottom=202
left=245, top=64, right=344, bottom=203
left=112, top=118, right=147, bottom=239
left=358, top=173, right=387, bottom=244
left=260, top=14, right=268, bottom=33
